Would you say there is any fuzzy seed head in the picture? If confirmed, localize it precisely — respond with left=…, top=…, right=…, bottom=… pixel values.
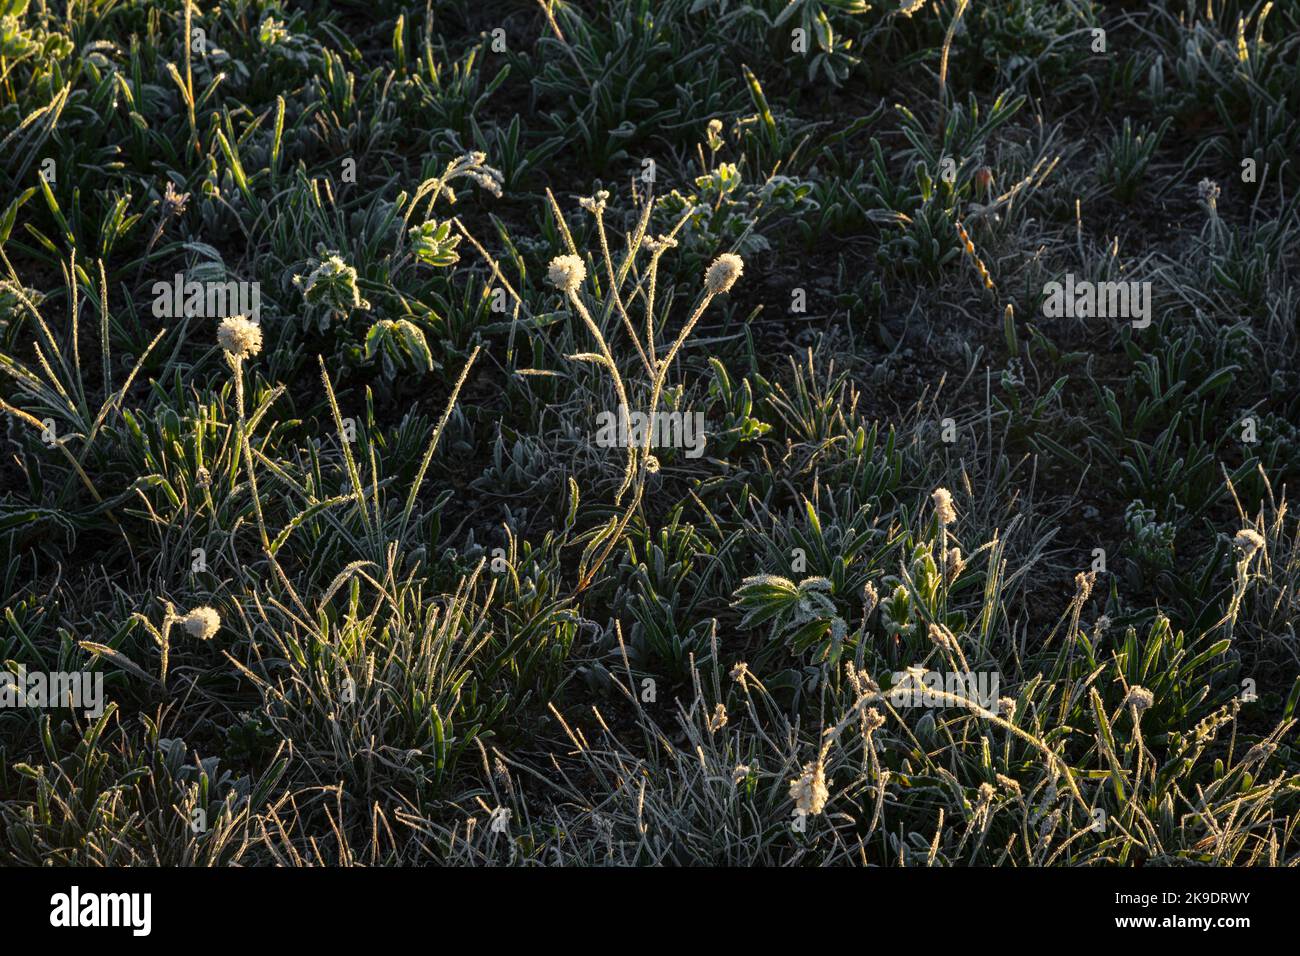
left=928, top=623, right=952, bottom=650
left=996, top=773, right=1022, bottom=795
left=704, top=253, right=744, bottom=295
left=578, top=190, right=609, bottom=214
left=789, top=761, right=829, bottom=816
left=945, top=547, right=966, bottom=584
left=181, top=606, right=220, bottom=640
left=932, top=487, right=957, bottom=525
left=863, top=580, right=879, bottom=616
left=707, top=703, right=728, bottom=733
left=642, top=234, right=678, bottom=256
left=217, top=315, right=263, bottom=360
left=547, top=254, right=586, bottom=294
left=1123, top=685, right=1155, bottom=713
left=162, top=181, right=190, bottom=218
left=1234, top=528, right=1265, bottom=561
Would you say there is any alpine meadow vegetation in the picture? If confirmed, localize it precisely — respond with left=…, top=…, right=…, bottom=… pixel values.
left=2, top=0, right=1300, bottom=870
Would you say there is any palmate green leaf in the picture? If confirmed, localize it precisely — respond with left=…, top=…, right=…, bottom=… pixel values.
left=732, top=574, right=800, bottom=628
left=364, top=318, right=434, bottom=379
left=408, top=219, right=461, bottom=267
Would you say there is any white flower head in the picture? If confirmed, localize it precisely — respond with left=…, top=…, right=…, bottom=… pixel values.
left=1234, top=528, right=1265, bottom=562
left=547, top=254, right=587, bottom=294
left=789, top=761, right=829, bottom=816
left=706, top=118, right=725, bottom=152
left=217, top=315, right=262, bottom=360
left=946, top=547, right=966, bottom=584
left=467, top=170, right=503, bottom=198
left=707, top=703, right=728, bottom=733
left=704, top=253, right=743, bottom=295
left=1122, top=685, right=1155, bottom=713
left=181, top=606, right=221, bottom=640
left=863, top=580, right=879, bottom=616
left=642, top=234, right=678, bottom=256
left=931, top=487, right=957, bottom=526
left=578, top=190, right=609, bottom=214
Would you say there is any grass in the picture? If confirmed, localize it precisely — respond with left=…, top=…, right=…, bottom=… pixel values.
left=1, top=0, right=1298, bottom=866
